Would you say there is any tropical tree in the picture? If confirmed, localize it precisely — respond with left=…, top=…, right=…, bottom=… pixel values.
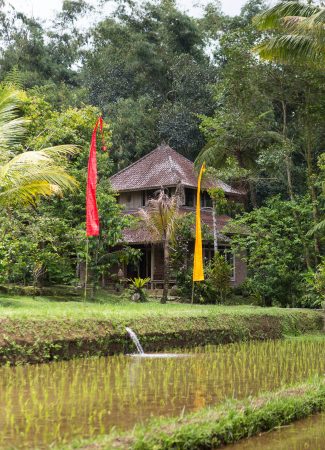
left=253, top=1, right=325, bottom=67
left=230, top=195, right=317, bottom=307
left=0, top=85, right=78, bottom=208
left=84, top=0, right=215, bottom=164
left=197, top=27, right=273, bottom=208
left=139, top=190, right=179, bottom=304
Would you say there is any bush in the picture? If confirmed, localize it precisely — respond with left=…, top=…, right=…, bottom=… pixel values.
left=296, top=262, right=325, bottom=309
left=128, top=277, right=150, bottom=302
left=174, top=254, right=233, bottom=304
left=230, top=196, right=318, bottom=307
left=206, top=253, right=232, bottom=302
left=0, top=285, right=42, bottom=296
left=315, top=260, right=325, bottom=307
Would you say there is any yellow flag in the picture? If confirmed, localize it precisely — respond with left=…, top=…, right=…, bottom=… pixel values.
left=193, top=162, right=206, bottom=282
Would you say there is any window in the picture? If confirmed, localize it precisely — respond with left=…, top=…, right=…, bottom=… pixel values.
left=141, top=190, right=152, bottom=206
left=200, top=191, right=212, bottom=208
left=203, top=244, right=214, bottom=262
left=185, top=188, right=195, bottom=207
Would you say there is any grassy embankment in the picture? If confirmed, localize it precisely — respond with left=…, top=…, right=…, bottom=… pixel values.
left=0, top=294, right=323, bottom=364
left=58, top=377, right=325, bottom=450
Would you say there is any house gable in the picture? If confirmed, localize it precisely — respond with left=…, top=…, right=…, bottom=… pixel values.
left=110, top=144, right=244, bottom=196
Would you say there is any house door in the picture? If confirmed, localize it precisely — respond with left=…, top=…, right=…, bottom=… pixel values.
left=126, top=246, right=151, bottom=279
left=139, top=247, right=151, bottom=278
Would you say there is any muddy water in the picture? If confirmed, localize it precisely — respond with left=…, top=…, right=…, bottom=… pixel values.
left=0, top=337, right=324, bottom=449
left=225, top=412, right=325, bottom=450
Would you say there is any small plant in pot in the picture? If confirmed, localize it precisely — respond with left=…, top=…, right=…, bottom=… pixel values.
left=128, top=277, right=151, bottom=302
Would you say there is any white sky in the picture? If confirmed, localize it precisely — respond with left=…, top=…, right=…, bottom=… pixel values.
left=7, top=0, right=250, bottom=19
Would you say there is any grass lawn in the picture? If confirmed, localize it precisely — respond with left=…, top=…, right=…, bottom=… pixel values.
left=0, top=293, right=321, bottom=320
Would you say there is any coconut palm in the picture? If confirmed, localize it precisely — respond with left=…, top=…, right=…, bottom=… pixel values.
left=139, top=190, right=179, bottom=304
left=0, top=85, right=78, bottom=208
left=253, top=1, right=325, bottom=67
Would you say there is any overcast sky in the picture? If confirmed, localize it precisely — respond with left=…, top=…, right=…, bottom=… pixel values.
left=7, top=0, right=250, bottom=19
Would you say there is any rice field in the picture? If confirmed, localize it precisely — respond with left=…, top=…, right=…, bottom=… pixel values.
left=0, top=335, right=324, bottom=449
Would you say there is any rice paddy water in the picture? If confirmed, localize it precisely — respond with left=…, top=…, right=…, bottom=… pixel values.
left=226, top=412, right=325, bottom=450
left=0, top=336, right=324, bottom=449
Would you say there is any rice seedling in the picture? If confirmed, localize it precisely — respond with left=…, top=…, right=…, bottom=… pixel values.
left=0, top=336, right=324, bottom=448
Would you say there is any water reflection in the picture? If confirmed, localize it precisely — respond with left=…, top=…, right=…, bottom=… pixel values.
left=0, top=337, right=324, bottom=449
left=225, top=412, right=325, bottom=450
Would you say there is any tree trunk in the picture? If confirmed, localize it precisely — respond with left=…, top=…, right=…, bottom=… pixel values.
left=304, top=126, right=321, bottom=263
left=284, top=154, right=295, bottom=201
left=281, top=100, right=312, bottom=269
left=281, top=102, right=295, bottom=202
left=162, top=239, right=169, bottom=304
left=249, top=181, right=257, bottom=209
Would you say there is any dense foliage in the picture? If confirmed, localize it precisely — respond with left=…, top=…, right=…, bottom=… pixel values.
left=0, top=0, right=323, bottom=305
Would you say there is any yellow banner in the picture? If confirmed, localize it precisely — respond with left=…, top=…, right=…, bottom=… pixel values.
left=193, top=162, right=206, bottom=282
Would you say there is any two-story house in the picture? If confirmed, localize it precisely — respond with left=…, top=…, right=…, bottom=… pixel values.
left=110, top=144, right=247, bottom=287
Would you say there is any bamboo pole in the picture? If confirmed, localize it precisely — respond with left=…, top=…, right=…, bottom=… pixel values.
left=84, top=237, right=89, bottom=301
left=191, top=281, right=195, bottom=304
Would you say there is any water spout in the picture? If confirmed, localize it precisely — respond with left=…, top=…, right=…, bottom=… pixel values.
left=125, top=327, right=144, bottom=354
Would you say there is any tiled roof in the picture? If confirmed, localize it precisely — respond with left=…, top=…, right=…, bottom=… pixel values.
left=110, top=144, right=244, bottom=195
left=120, top=208, right=232, bottom=244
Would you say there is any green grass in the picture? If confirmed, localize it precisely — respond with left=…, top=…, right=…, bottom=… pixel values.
left=57, top=376, right=325, bottom=449
left=0, top=293, right=321, bottom=320
left=0, top=294, right=323, bottom=364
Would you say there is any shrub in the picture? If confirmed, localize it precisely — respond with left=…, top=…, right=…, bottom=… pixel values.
left=206, top=252, right=232, bottom=302
left=315, top=260, right=325, bottom=306
left=230, top=196, right=317, bottom=307
left=128, top=277, right=150, bottom=302
left=173, top=254, right=233, bottom=304
left=297, top=261, right=325, bottom=309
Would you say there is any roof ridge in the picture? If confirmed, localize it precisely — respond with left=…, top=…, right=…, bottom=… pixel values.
left=166, top=146, right=196, bottom=166
left=110, top=145, right=165, bottom=180
left=110, top=144, right=195, bottom=181
left=167, top=149, right=177, bottom=182
left=165, top=146, right=195, bottom=184
left=109, top=143, right=245, bottom=196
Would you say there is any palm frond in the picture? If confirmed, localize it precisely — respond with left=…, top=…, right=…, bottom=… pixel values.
left=253, top=1, right=325, bottom=66
left=139, top=191, right=179, bottom=242
left=0, top=85, right=27, bottom=154
left=255, top=33, right=325, bottom=65
left=39, top=145, right=80, bottom=160
left=307, top=218, right=325, bottom=236
left=0, top=181, right=54, bottom=207
left=253, top=2, right=320, bottom=30
left=0, top=149, right=78, bottom=208
left=196, top=141, right=228, bottom=169
left=0, top=85, right=79, bottom=208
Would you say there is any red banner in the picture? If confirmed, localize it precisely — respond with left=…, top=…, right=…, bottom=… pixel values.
left=86, top=117, right=103, bottom=237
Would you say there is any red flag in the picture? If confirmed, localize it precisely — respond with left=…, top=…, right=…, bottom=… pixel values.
left=86, top=117, right=104, bottom=236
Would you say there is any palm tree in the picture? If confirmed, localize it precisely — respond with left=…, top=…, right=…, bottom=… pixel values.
left=0, top=85, right=78, bottom=208
left=253, top=1, right=325, bottom=67
left=139, top=190, right=179, bottom=304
